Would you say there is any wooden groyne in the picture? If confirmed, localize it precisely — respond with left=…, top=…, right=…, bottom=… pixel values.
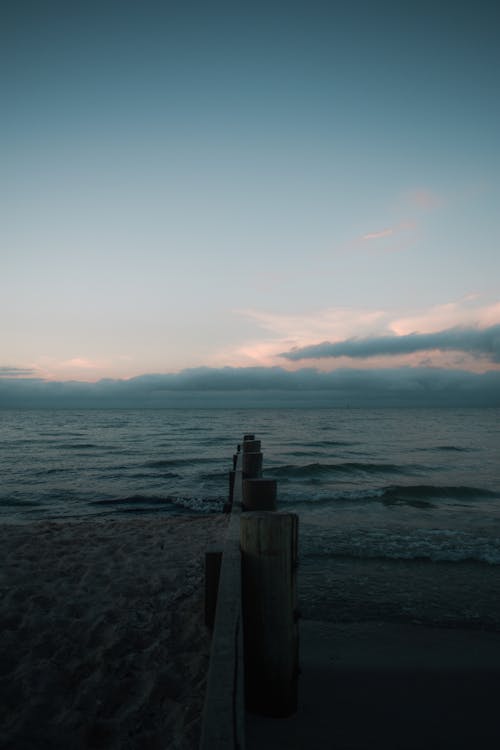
left=199, top=435, right=299, bottom=749
left=199, top=445, right=245, bottom=749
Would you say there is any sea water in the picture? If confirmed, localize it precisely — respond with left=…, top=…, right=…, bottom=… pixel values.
left=1, top=408, right=499, bottom=565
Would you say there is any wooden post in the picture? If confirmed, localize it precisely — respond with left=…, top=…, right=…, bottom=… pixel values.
left=240, top=512, right=299, bottom=717
left=228, top=470, right=236, bottom=508
left=242, top=451, right=263, bottom=478
left=242, top=439, right=261, bottom=453
left=200, top=450, right=246, bottom=749
left=204, top=547, right=222, bottom=630
left=242, top=478, right=277, bottom=511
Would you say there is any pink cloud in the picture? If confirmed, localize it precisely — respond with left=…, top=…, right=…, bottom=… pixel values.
left=407, top=189, right=442, bottom=210
left=391, top=299, right=500, bottom=336
left=362, top=228, right=394, bottom=241
left=218, top=297, right=500, bottom=373
left=359, top=220, right=417, bottom=250
left=61, top=358, right=100, bottom=369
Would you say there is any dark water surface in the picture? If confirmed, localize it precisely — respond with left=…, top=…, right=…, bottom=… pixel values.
left=1, top=408, right=499, bottom=565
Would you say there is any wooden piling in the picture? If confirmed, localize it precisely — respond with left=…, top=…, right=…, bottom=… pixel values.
left=228, top=470, right=236, bottom=507
left=242, top=451, right=263, bottom=478
left=199, top=452, right=246, bottom=750
left=205, top=547, right=222, bottom=630
left=240, top=511, right=299, bottom=717
left=242, top=478, right=277, bottom=511
left=242, top=439, right=261, bottom=453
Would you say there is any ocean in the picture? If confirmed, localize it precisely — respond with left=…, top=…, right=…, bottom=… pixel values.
left=1, top=408, right=499, bottom=568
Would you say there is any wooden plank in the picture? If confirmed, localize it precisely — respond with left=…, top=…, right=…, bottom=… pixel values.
left=199, top=452, right=246, bottom=750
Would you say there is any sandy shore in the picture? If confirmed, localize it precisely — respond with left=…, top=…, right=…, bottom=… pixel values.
left=3, top=515, right=499, bottom=750
left=0, top=515, right=227, bottom=750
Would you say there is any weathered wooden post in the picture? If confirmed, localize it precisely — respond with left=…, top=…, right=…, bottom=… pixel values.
left=240, top=511, right=299, bottom=717
left=200, top=446, right=245, bottom=749
left=226, top=447, right=241, bottom=513
left=242, top=478, right=277, bottom=511
left=242, top=438, right=263, bottom=479
left=204, top=546, right=223, bottom=630
left=227, top=470, right=236, bottom=510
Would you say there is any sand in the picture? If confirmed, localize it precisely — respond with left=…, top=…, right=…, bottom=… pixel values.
left=3, top=516, right=500, bottom=750
left=0, top=515, right=227, bottom=750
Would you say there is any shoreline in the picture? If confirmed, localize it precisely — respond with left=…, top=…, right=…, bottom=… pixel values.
left=300, top=554, right=500, bottom=631
left=2, top=516, right=499, bottom=748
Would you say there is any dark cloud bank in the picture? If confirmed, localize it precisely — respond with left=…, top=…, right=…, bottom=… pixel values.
left=281, top=324, right=500, bottom=362
left=1, top=367, right=499, bottom=408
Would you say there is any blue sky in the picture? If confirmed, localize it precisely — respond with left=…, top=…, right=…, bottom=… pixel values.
left=1, top=1, right=499, bottom=404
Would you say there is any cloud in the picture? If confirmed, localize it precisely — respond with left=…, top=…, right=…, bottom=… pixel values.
left=61, top=358, right=101, bottom=369
left=280, top=324, right=500, bottom=363
left=407, top=189, right=442, bottom=210
left=392, top=300, right=500, bottom=335
left=236, top=307, right=388, bottom=347
left=358, top=220, right=417, bottom=249
left=0, top=366, right=36, bottom=378
left=230, top=299, right=500, bottom=371
left=362, top=228, right=394, bottom=240
left=0, top=366, right=499, bottom=408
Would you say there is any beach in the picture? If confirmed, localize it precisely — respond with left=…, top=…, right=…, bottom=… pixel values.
left=0, top=515, right=227, bottom=750
left=2, top=513, right=500, bottom=749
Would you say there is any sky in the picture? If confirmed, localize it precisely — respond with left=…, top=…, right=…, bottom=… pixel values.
left=2, top=0, right=500, bottom=406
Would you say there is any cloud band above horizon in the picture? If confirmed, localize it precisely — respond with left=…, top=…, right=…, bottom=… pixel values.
left=1, top=366, right=499, bottom=408
left=280, top=325, right=500, bottom=363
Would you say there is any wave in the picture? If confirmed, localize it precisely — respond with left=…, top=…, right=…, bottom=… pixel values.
left=284, top=483, right=499, bottom=510
left=199, top=469, right=231, bottom=480
left=307, top=440, right=357, bottom=448
left=0, top=497, right=40, bottom=507
left=143, top=457, right=217, bottom=468
left=58, top=443, right=99, bottom=450
left=127, top=471, right=181, bottom=480
left=33, top=467, right=71, bottom=476
left=268, top=461, right=407, bottom=479
left=302, top=527, right=500, bottom=565
left=433, top=445, right=468, bottom=452
left=87, top=494, right=223, bottom=514
left=381, top=484, right=499, bottom=504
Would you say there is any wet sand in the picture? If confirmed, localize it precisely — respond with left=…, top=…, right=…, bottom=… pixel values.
left=247, top=619, right=500, bottom=749
left=248, top=556, right=500, bottom=750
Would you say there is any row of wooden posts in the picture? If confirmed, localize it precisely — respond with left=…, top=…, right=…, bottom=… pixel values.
left=200, top=434, right=299, bottom=747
